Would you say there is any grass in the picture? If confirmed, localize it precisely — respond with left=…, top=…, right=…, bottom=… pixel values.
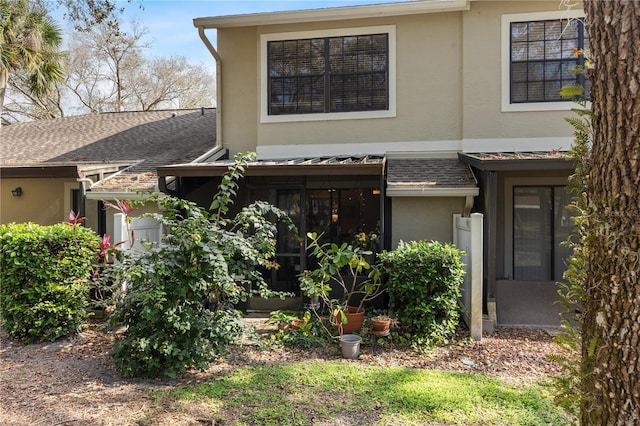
left=153, top=361, right=571, bottom=425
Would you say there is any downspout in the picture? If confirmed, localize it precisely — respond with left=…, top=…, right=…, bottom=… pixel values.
left=77, top=177, right=93, bottom=227
left=197, top=26, right=223, bottom=148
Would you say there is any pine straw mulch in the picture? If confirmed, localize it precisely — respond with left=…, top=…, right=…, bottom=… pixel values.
left=0, top=319, right=567, bottom=426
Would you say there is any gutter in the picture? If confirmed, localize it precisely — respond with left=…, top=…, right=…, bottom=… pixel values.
left=197, top=26, right=223, bottom=149
left=191, top=144, right=227, bottom=164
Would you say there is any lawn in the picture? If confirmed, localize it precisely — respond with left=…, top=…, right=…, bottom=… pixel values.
left=156, top=361, right=571, bottom=425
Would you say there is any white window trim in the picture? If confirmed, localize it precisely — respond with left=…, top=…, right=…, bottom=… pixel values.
left=260, top=25, right=396, bottom=123
left=501, top=9, right=586, bottom=112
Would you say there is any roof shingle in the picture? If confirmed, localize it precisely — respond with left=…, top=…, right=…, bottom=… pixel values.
left=1, top=109, right=217, bottom=192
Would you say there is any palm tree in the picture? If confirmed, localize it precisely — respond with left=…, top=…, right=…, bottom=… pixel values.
left=0, top=0, right=65, bottom=118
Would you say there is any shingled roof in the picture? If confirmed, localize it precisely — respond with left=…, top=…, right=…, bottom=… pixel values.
left=386, top=157, right=478, bottom=196
left=0, top=108, right=218, bottom=192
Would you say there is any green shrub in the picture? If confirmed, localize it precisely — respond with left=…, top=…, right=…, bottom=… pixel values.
left=108, top=152, right=297, bottom=378
left=265, top=311, right=330, bottom=349
left=0, top=222, right=98, bottom=342
left=378, top=240, right=464, bottom=347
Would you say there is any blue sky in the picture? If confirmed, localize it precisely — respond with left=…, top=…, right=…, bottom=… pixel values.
left=54, top=1, right=406, bottom=66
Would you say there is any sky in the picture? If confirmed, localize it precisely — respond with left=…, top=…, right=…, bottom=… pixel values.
left=53, top=0, right=408, bottom=67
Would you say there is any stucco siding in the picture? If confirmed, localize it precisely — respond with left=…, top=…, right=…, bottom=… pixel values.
left=219, top=13, right=464, bottom=155
left=216, top=1, right=583, bottom=157
left=218, top=26, right=259, bottom=155
left=462, top=1, right=581, bottom=140
left=391, top=197, right=467, bottom=247
left=0, top=178, right=75, bottom=226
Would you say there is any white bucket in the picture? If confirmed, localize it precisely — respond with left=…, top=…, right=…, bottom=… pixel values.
left=339, top=334, right=362, bottom=359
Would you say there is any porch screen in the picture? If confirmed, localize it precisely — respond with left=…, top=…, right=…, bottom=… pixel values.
left=513, top=186, right=572, bottom=281
left=268, top=33, right=389, bottom=115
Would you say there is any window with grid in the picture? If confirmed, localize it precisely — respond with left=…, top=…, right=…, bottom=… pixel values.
left=510, top=19, right=589, bottom=103
left=268, top=33, right=389, bottom=115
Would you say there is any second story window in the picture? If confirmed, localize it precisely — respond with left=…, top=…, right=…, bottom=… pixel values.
left=510, top=18, right=590, bottom=104
left=267, top=33, right=389, bottom=115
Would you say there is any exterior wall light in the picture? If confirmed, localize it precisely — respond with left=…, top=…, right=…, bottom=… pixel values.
left=11, top=187, right=23, bottom=197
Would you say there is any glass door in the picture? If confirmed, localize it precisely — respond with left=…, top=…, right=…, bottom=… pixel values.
left=272, top=190, right=303, bottom=293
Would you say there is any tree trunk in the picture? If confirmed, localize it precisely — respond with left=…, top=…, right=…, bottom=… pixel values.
left=581, top=1, right=640, bottom=424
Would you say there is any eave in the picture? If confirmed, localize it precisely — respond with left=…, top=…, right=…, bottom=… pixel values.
left=386, top=186, right=479, bottom=197
left=0, top=163, right=130, bottom=179
left=458, top=152, right=576, bottom=172
left=0, top=165, right=80, bottom=179
left=193, top=0, right=470, bottom=29
left=158, top=162, right=383, bottom=178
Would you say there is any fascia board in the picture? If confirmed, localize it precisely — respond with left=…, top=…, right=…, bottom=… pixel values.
left=194, top=0, right=470, bottom=29
left=386, top=187, right=479, bottom=197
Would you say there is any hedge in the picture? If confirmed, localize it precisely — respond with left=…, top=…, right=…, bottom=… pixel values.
left=0, top=222, right=98, bottom=342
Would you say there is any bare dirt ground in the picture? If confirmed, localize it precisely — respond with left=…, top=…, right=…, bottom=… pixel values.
left=0, top=319, right=566, bottom=426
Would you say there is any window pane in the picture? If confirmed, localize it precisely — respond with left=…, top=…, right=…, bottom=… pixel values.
left=528, top=81, right=544, bottom=101
left=528, top=22, right=545, bottom=41
left=545, top=80, right=562, bottom=100
left=528, top=41, right=545, bottom=60
left=512, top=82, right=528, bottom=102
left=544, top=62, right=561, bottom=80
left=511, top=42, right=527, bottom=62
left=545, top=20, right=562, bottom=40
left=545, top=39, right=562, bottom=59
left=528, top=62, right=544, bottom=81
left=511, top=22, right=528, bottom=43
left=512, top=62, right=527, bottom=82
left=514, top=187, right=552, bottom=281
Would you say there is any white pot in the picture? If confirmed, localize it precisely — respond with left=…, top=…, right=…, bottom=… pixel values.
left=339, top=334, right=362, bottom=359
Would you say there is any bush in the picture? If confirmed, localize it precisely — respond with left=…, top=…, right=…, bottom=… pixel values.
left=108, top=152, right=297, bottom=378
left=378, top=240, right=464, bottom=347
left=0, top=222, right=98, bottom=342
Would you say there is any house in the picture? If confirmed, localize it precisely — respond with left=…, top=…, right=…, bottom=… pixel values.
left=158, top=0, right=586, bottom=329
left=0, top=108, right=223, bottom=243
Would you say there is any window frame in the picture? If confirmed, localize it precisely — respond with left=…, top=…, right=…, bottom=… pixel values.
left=501, top=10, right=587, bottom=112
left=260, top=25, right=396, bottom=123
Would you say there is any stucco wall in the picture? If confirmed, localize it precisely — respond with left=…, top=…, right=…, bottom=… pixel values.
left=218, top=12, right=464, bottom=155
left=218, top=26, right=259, bottom=155
left=462, top=1, right=580, bottom=140
left=216, top=0, right=581, bottom=156
left=390, top=196, right=467, bottom=247
left=0, top=178, right=75, bottom=225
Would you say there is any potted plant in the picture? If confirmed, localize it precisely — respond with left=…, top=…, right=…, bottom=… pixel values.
left=299, top=232, right=385, bottom=335
left=266, top=310, right=299, bottom=331
left=370, top=314, right=395, bottom=335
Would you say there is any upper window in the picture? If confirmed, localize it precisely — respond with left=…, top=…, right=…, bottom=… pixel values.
left=502, top=11, right=588, bottom=111
left=261, top=26, right=396, bottom=123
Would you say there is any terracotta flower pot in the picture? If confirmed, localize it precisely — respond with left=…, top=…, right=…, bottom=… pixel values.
left=371, top=318, right=391, bottom=333
left=290, top=319, right=303, bottom=330
left=334, top=307, right=365, bottom=334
